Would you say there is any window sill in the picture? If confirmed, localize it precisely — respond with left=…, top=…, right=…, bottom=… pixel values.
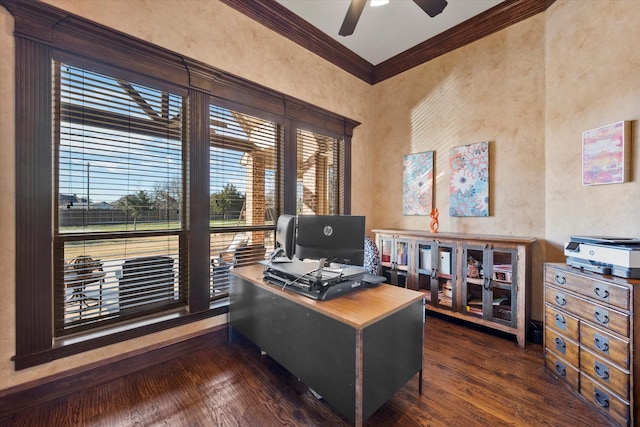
left=14, top=304, right=228, bottom=370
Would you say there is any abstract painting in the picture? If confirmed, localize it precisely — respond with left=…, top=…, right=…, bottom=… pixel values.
left=582, top=121, right=630, bottom=185
left=449, top=141, right=489, bottom=217
left=402, top=151, right=433, bottom=215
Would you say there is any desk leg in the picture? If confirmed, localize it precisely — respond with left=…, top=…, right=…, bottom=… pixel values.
left=227, top=323, right=233, bottom=344
left=355, top=329, right=363, bottom=427
left=419, top=368, right=423, bottom=394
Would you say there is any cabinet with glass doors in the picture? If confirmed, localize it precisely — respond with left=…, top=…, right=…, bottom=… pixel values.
left=373, top=229, right=535, bottom=348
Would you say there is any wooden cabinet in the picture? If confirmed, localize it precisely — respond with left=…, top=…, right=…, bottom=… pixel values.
left=544, top=263, right=639, bottom=426
left=373, top=229, right=535, bottom=347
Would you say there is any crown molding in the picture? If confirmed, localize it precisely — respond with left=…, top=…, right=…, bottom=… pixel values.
left=221, top=0, right=556, bottom=85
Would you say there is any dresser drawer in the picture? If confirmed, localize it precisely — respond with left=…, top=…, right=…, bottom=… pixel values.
left=581, top=347, right=630, bottom=400
left=580, top=373, right=630, bottom=427
left=580, top=322, right=630, bottom=369
left=544, top=327, right=579, bottom=366
left=545, top=349, right=579, bottom=390
left=545, top=265, right=630, bottom=310
left=545, top=286, right=629, bottom=337
left=544, top=305, right=579, bottom=341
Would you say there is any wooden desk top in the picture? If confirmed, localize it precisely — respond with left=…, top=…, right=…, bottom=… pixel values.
left=232, top=264, right=425, bottom=330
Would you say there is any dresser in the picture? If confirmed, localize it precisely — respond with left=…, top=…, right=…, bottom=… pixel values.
left=544, top=263, right=639, bottom=426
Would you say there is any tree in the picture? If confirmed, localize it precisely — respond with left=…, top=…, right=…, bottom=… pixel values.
left=113, top=190, right=153, bottom=229
left=153, top=180, right=181, bottom=220
left=210, top=183, right=245, bottom=220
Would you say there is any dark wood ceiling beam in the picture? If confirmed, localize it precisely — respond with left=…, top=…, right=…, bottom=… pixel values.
left=221, top=0, right=555, bottom=85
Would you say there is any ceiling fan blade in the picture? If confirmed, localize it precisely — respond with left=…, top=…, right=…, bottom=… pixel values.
left=339, top=0, right=367, bottom=36
left=413, top=0, right=448, bottom=18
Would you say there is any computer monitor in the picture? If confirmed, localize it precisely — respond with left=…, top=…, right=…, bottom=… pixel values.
left=272, top=214, right=296, bottom=260
left=295, top=215, right=365, bottom=266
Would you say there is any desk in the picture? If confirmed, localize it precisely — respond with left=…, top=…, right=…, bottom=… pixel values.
left=230, top=265, right=425, bottom=426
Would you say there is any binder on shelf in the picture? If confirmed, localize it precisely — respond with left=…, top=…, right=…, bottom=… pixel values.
left=420, top=249, right=432, bottom=270
left=439, top=251, right=451, bottom=275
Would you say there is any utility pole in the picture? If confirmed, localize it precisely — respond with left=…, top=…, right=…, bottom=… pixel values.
left=86, top=162, right=90, bottom=216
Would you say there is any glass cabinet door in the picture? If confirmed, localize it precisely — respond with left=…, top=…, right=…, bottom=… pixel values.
left=378, top=235, right=411, bottom=287
left=463, top=245, right=485, bottom=318
left=487, top=248, right=517, bottom=327
left=462, top=245, right=517, bottom=327
left=415, top=240, right=455, bottom=310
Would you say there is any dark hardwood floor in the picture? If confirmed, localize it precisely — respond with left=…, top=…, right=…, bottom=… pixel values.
left=2, top=313, right=615, bottom=426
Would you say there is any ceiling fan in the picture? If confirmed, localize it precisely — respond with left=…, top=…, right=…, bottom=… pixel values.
left=339, top=0, right=448, bottom=36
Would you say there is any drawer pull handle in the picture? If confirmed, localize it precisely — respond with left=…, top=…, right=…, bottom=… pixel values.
left=594, top=361, right=610, bottom=381
left=554, top=361, right=566, bottom=377
left=554, top=274, right=566, bottom=285
left=593, top=286, right=609, bottom=300
left=594, top=309, right=609, bottom=326
left=554, top=313, right=566, bottom=330
left=554, top=294, right=567, bottom=306
left=594, top=388, right=610, bottom=409
left=555, top=337, right=566, bottom=354
left=594, top=334, right=610, bottom=354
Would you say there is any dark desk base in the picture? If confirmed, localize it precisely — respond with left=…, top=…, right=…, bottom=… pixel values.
left=230, top=271, right=424, bottom=425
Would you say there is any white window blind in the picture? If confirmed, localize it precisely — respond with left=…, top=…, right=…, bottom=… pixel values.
left=296, top=129, right=344, bottom=215
left=53, top=62, right=186, bottom=335
left=209, top=105, right=281, bottom=298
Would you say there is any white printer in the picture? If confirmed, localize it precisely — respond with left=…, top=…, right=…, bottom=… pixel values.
left=564, top=236, right=640, bottom=279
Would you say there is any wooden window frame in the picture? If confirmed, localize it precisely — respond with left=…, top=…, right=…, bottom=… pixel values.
left=52, top=59, right=190, bottom=336
left=6, top=0, right=358, bottom=370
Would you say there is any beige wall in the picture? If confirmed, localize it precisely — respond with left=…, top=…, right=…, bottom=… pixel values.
left=545, top=0, right=640, bottom=258
left=367, top=14, right=546, bottom=236
left=1, top=0, right=639, bottom=393
left=0, top=2, right=16, bottom=393
left=367, top=13, right=547, bottom=319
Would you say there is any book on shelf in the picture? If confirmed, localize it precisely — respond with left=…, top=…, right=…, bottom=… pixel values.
left=493, top=296, right=508, bottom=305
left=466, top=305, right=482, bottom=315
left=438, top=296, right=452, bottom=307
left=467, top=298, right=482, bottom=306
left=467, top=296, right=508, bottom=307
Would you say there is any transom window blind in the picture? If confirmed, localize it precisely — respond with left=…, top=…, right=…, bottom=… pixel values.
left=209, top=105, right=280, bottom=298
left=296, top=129, right=344, bottom=215
left=53, top=62, right=186, bottom=335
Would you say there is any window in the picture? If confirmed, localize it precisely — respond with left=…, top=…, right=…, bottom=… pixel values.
left=10, top=0, right=358, bottom=369
left=53, top=62, right=187, bottom=336
left=296, top=129, right=345, bottom=215
left=209, top=106, right=281, bottom=299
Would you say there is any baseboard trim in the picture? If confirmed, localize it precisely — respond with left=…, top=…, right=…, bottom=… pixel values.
left=0, top=324, right=228, bottom=419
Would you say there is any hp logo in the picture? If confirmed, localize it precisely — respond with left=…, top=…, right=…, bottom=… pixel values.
left=323, top=225, right=334, bottom=237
